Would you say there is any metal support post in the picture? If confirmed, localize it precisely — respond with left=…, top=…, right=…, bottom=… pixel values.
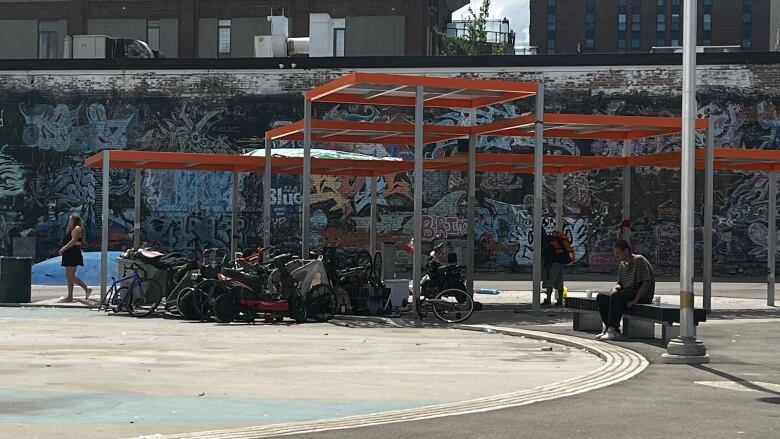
left=263, top=138, right=272, bottom=251
left=100, top=151, right=110, bottom=302
left=302, top=99, right=312, bottom=259
left=467, top=109, right=477, bottom=296
left=622, top=139, right=632, bottom=241
left=704, top=120, right=714, bottom=311
left=133, top=168, right=141, bottom=250
left=413, top=86, right=424, bottom=307
left=370, top=174, right=378, bottom=256
left=663, top=0, right=709, bottom=363
left=532, top=83, right=544, bottom=315
left=231, top=171, right=239, bottom=261
left=769, top=171, right=777, bottom=307
left=555, top=173, right=564, bottom=232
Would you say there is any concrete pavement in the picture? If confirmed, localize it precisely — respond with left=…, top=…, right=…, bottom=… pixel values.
left=0, top=307, right=603, bottom=439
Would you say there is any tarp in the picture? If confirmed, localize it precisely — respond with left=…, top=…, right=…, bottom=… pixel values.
left=32, top=251, right=123, bottom=286
left=243, top=148, right=402, bottom=162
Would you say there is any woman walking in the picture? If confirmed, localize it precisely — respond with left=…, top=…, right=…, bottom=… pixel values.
left=59, top=214, right=92, bottom=302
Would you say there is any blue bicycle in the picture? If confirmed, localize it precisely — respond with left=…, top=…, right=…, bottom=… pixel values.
left=99, top=265, right=164, bottom=317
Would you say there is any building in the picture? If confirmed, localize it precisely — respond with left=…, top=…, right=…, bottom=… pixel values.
left=0, top=0, right=470, bottom=59
left=531, top=0, right=779, bottom=55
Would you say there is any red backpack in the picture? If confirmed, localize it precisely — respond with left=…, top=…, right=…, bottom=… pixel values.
left=546, top=232, right=575, bottom=265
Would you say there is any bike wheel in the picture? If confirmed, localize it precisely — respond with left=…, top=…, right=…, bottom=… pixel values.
left=355, top=250, right=373, bottom=270
left=128, top=278, right=164, bottom=317
left=289, top=293, right=308, bottom=323
left=431, top=289, right=474, bottom=323
left=176, top=287, right=200, bottom=320
left=193, top=279, right=221, bottom=322
left=213, top=290, right=241, bottom=324
left=372, top=251, right=383, bottom=283
left=307, top=284, right=335, bottom=322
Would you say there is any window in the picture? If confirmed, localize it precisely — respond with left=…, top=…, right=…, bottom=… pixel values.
left=656, top=38, right=666, bottom=46
left=703, top=14, right=711, bottom=32
left=218, top=19, right=231, bottom=57
left=147, top=20, right=160, bottom=52
left=547, top=38, right=556, bottom=54
left=704, top=0, right=712, bottom=5
left=334, top=28, right=345, bottom=56
left=618, top=38, right=626, bottom=51
left=671, top=39, right=679, bottom=47
left=547, top=14, right=556, bottom=31
left=632, top=14, right=640, bottom=31
left=38, top=21, right=59, bottom=59
left=548, top=0, right=556, bottom=5
left=618, top=14, right=627, bottom=31
left=585, top=38, right=594, bottom=49
left=671, top=13, right=680, bottom=31
left=742, top=0, right=752, bottom=49
left=656, top=14, right=665, bottom=31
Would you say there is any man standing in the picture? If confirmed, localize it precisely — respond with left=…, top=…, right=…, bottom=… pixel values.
left=596, top=240, right=655, bottom=341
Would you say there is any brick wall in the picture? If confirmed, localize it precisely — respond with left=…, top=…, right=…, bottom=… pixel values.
left=1, top=59, right=779, bottom=276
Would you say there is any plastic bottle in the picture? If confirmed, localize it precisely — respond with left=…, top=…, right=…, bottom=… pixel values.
left=562, top=286, right=568, bottom=300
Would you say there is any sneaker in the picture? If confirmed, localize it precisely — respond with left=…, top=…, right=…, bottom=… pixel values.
left=541, top=298, right=552, bottom=307
left=594, top=329, right=608, bottom=340
left=602, top=328, right=624, bottom=341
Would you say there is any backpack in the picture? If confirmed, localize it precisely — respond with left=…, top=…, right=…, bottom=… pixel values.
left=543, top=232, right=574, bottom=265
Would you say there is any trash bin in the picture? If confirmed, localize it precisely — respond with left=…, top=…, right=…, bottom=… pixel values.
left=0, top=256, right=32, bottom=303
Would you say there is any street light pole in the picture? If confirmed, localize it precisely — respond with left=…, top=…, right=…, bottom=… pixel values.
left=663, top=0, right=709, bottom=364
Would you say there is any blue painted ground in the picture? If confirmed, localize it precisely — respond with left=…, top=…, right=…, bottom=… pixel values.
left=0, top=387, right=438, bottom=425
left=31, top=251, right=123, bottom=286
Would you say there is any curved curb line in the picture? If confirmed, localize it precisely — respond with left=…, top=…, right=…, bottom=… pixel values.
left=129, top=325, right=648, bottom=439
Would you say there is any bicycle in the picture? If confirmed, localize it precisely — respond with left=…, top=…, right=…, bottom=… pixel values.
left=414, top=288, right=474, bottom=323
left=98, top=264, right=164, bottom=317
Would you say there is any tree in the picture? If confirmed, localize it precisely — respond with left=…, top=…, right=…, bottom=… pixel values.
left=436, top=0, right=511, bottom=56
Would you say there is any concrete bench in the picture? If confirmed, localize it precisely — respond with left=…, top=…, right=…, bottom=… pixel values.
left=565, top=296, right=707, bottom=342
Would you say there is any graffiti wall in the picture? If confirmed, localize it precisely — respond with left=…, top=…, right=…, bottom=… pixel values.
left=1, top=63, right=779, bottom=276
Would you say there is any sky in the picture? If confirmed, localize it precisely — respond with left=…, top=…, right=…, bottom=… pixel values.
left=453, top=0, right=531, bottom=46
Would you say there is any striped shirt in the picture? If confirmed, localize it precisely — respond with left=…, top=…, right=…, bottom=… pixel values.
left=618, top=254, right=655, bottom=298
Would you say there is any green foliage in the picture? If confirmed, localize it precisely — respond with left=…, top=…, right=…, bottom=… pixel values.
left=435, top=0, right=511, bottom=56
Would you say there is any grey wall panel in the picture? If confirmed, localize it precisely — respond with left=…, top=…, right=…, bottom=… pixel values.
left=0, top=20, right=38, bottom=59
left=345, top=16, right=405, bottom=56
left=199, top=18, right=218, bottom=58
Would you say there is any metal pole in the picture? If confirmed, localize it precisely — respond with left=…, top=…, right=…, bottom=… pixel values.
left=370, top=174, right=378, bottom=256
left=532, top=83, right=544, bottom=315
left=263, top=138, right=272, bottom=251
left=413, top=86, right=424, bottom=307
left=302, top=98, right=312, bottom=259
left=467, top=108, right=477, bottom=296
left=231, top=171, right=239, bottom=261
left=622, top=138, right=632, bottom=241
left=768, top=170, right=776, bottom=307
left=704, top=120, right=714, bottom=311
left=663, top=0, right=708, bottom=363
left=133, top=168, right=141, bottom=250
left=100, top=151, right=110, bottom=302
left=555, top=173, right=564, bottom=232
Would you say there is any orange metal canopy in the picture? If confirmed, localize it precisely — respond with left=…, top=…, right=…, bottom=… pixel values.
left=628, top=148, right=780, bottom=172
left=83, top=148, right=780, bottom=177
left=305, top=72, right=538, bottom=109
left=265, top=114, right=711, bottom=144
left=474, top=113, right=711, bottom=140
left=83, top=150, right=415, bottom=176
left=265, top=119, right=471, bottom=145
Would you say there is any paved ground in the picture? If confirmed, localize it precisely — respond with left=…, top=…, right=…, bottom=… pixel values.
left=5, top=282, right=780, bottom=439
left=0, top=307, right=601, bottom=439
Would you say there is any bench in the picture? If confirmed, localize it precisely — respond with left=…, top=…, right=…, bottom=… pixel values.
left=565, top=296, right=707, bottom=342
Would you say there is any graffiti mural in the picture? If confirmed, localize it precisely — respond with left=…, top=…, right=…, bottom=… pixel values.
left=0, top=71, right=778, bottom=278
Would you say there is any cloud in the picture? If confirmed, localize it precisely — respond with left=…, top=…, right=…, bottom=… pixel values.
left=453, top=0, right=530, bottom=45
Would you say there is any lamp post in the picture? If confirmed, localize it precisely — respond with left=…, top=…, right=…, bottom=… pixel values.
left=662, top=0, right=709, bottom=364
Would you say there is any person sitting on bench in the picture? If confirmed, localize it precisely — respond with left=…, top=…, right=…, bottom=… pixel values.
left=596, top=240, right=655, bottom=341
